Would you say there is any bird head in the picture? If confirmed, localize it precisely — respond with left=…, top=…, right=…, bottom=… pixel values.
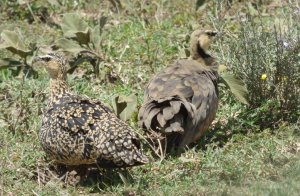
left=190, top=30, right=219, bottom=59
left=33, top=53, right=67, bottom=79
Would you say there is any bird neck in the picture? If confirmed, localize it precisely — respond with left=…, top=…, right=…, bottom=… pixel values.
left=49, top=78, right=71, bottom=105
left=189, top=43, right=215, bottom=67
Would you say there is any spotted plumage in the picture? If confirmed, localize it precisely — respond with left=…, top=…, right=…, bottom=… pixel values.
left=138, top=30, right=219, bottom=152
left=34, top=53, right=149, bottom=167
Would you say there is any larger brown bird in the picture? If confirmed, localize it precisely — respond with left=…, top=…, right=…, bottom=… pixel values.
left=34, top=53, right=149, bottom=168
left=138, top=30, right=219, bottom=153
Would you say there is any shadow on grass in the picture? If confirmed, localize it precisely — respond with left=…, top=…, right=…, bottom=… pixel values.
left=78, top=167, right=135, bottom=192
left=158, top=109, right=259, bottom=157
left=32, top=162, right=140, bottom=193
left=195, top=112, right=257, bottom=151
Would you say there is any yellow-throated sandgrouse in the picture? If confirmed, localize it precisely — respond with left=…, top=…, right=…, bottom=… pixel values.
left=34, top=53, right=149, bottom=167
left=138, top=30, right=219, bottom=152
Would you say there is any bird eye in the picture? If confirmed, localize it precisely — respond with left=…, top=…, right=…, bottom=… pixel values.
left=206, top=32, right=217, bottom=37
left=43, top=57, right=52, bottom=62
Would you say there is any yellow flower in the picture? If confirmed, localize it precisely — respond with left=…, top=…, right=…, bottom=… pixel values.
left=261, top=74, right=267, bottom=81
left=282, top=76, right=287, bottom=81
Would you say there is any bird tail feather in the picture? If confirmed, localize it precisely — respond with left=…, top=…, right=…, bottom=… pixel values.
left=139, top=96, right=195, bottom=134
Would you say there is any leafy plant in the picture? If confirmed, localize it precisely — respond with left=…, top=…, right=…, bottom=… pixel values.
left=0, top=30, right=37, bottom=78
left=111, top=94, right=138, bottom=121
left=56, top=13, right=108, bottom=78
left=214, top=7, right=300, bottom=124
left=218, top=65, right=249, bottom=105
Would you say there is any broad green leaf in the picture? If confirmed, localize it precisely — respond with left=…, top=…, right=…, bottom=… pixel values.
left=118, top=94, right=138, bottom=121
left=111, top=94, right=138, bottom=121
left=17, top=0, right=26, bottom=5
left=73, top=31, right=90, bottom=45
left=61, top=13, right=89, bottom=34
left=47, top=0, right=60, bottom=6
left=56, top=38, right=85, bottom=54
left=0, top=30, right=31, bottom=58
left=111, top=95, right=126, bottom=118
left=247, top=2, right=258, bottom=16
left=26, top=53, right=38, bottom=66
left=195, top=0, right=206, bottom=10
left=99, top=16, right=107, bottom=33
left=91, top=25, right=101, bottom=50
left=61, top=13, right=90, bottom=45
left=67, top=56, right=93, bottom=74
left=0, top=58, right=22, bottom=70
left=220, top=72, right=249, bottom=105
left=90, top=24, right=107, bottom=52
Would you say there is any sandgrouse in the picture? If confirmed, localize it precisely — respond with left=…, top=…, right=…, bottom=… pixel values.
left=34, top=53, right=149, bottom=167
left=138, top=30, right=219, bottom=152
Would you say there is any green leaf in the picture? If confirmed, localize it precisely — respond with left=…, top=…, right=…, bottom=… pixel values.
left=0, top=30, right=31, bottom=58
left=109, top=0, right=122, bottom=11
left=220, top=72, right=249, bottom=105
left=61, top=13, right=90, bottom=45
left=195, top=0, right=206, bottom=10
left=67, top=56, right=93, bottom=74
left=47, top=0, right=60, bottom=6
left=56, top=38, right=85, bottom=54
left=247, top=2, right=258, bottom=16
left=0, top=58, right=22, bottom=70
left=90, top=25, right=101, bottom=50
left=90, top=24, right=107, bottom=53
left=99, top=16, right=107, bottom=33
left=17, top=0, right=26, bottom=5
left=111, top=94, right=138, bottom=121
left=26, top=53, right=38, bottom=66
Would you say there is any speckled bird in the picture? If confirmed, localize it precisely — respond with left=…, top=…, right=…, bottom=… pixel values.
left=138, top=30, right=219, bottom=152
left=34, top=53, right=149, bottom=167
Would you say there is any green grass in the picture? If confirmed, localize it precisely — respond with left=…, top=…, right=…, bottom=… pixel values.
left=0, top=0, right=299, bottom=195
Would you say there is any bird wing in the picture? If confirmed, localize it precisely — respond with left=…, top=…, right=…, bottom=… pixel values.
left=47, top=98, right=149, bottom=167
left=49, top=98, right=112, bottom=134
left=146, top=60, right=217, bottom=112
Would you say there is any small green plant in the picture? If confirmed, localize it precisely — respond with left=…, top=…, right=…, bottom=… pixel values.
left=111, top=94, right=138, bottom=121
left=0, top=30, right=37, bottom=78
left=56, top=13, right=109, bottom=78
left=218, top=64, right=249, bottom=105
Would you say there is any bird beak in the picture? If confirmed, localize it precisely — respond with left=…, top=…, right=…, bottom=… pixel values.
left=211, top=31, right=223, bottom=40
left=210, top=32, right=223, bottom=43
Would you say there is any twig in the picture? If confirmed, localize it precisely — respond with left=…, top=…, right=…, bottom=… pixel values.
left=80, top=50, right=105, bottom=61
left=32, top=190, right=40, bottom=196
left=26, top=2, right=39, bottom=23
left=37, top=166, right=41, bottom=187
left=145, top=131, right=166, bottom=161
